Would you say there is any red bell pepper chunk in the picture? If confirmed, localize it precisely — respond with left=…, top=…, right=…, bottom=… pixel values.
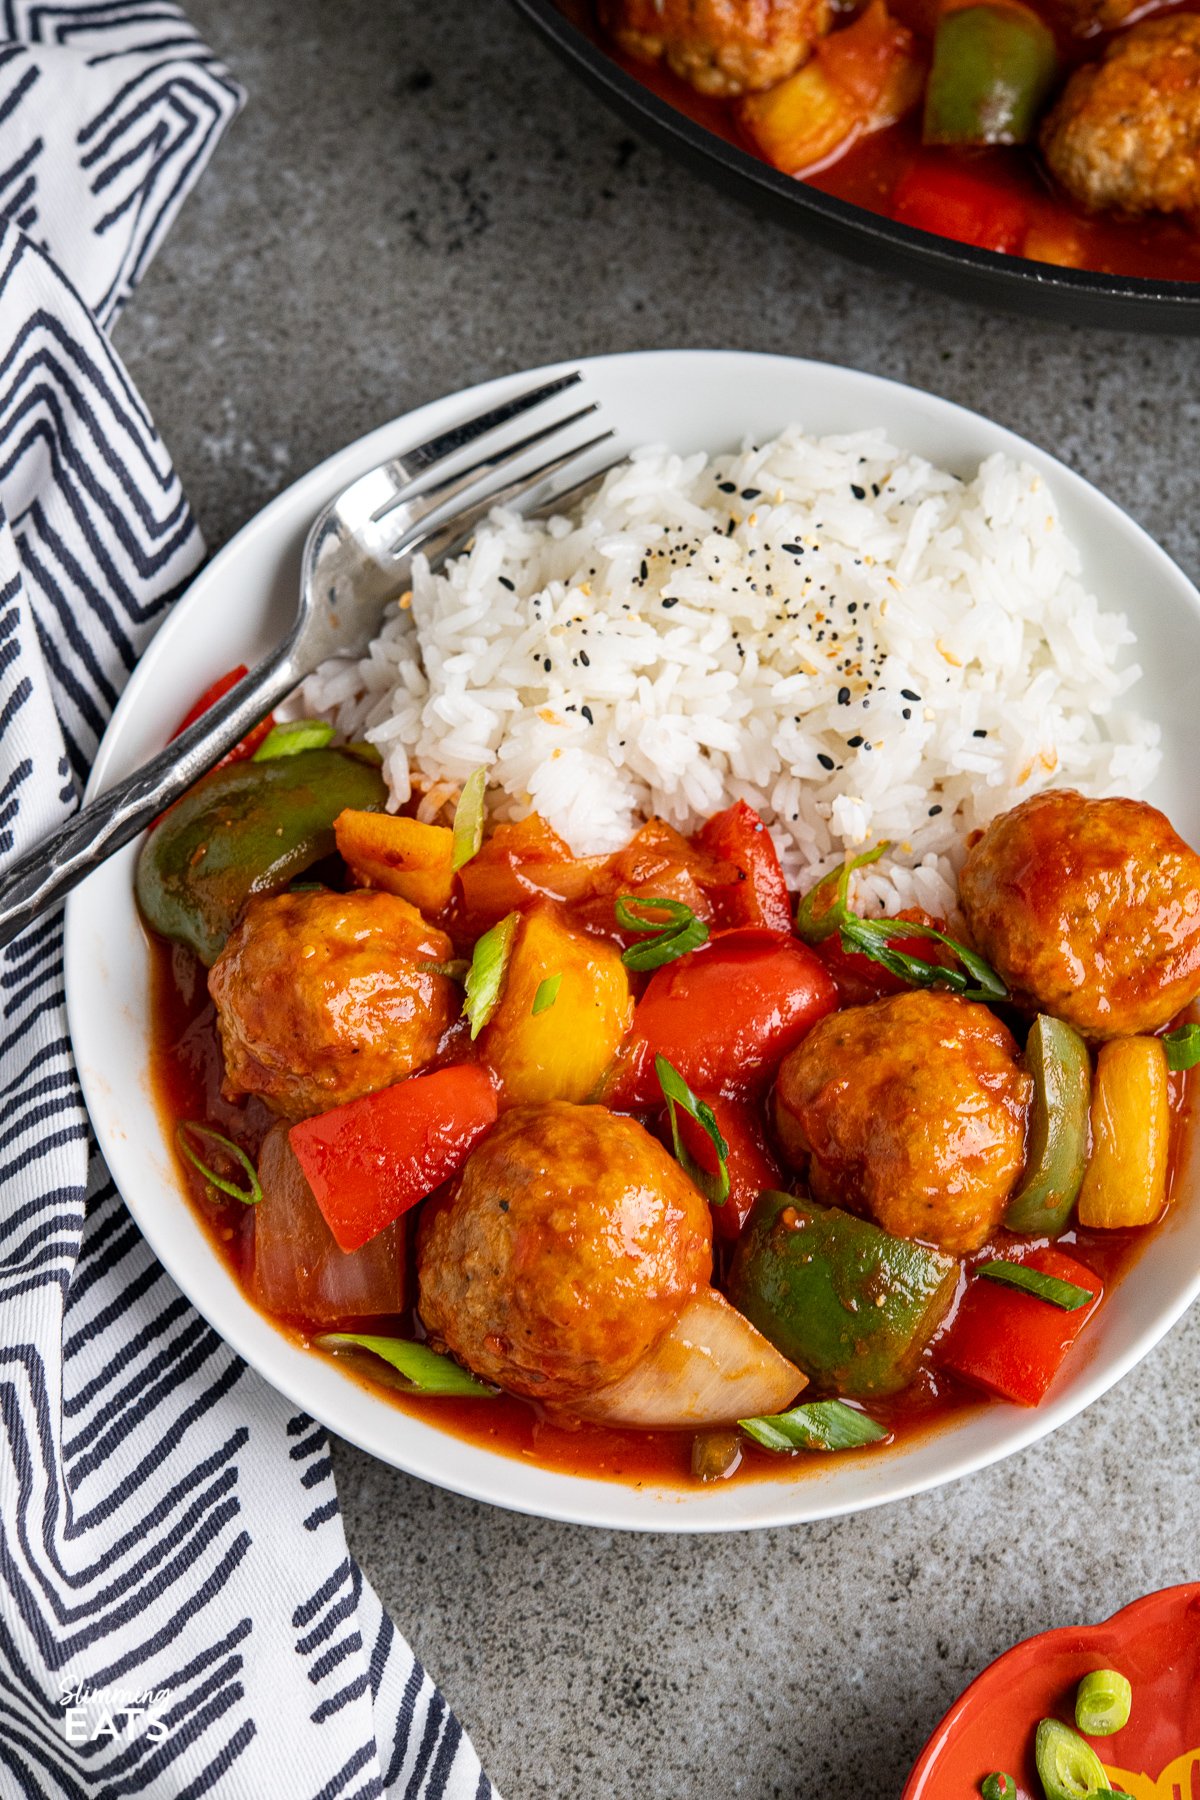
left=669, top=1094, right=783, bottom=1240
left=607, top=927, right=838, bottom=1107
left=288, top=1063, right=499, bottom=1253
left=937, top=1244, right=1103, bottom=1406
left=694, top=801, right=793, bottom=933
left=891, top=156, right=1029, bottom=254
left=171, top=664, right=274, bottom=763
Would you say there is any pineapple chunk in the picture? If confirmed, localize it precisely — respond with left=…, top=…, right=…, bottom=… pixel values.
left=334, top=810, right=455, bottom=915
left=1076, top=1036, right=1170, bottom=1229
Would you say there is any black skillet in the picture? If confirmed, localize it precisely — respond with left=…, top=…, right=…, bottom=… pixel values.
left=508, top=0, right=1200, bottom=334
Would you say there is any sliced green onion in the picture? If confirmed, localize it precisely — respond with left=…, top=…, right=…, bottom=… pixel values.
left=739, top=1400, right=889, bottom=1453
left=531, top=973, right=561, bottom=1016
left=655, top=1053, right=729, bottom=1205
left=463, top=911, right=519, bottom=1039
left=1163, top=1023, right=1200, bottom=1072
left=252, top=719, right=335, bottom=760
left=1075, top=1670, right=1132, bottom=1737
left=979, top=1260, right=1094, bottom=1312
left=981, top=1775, right=1016, bottom=1800
left=1035, top=1718, right=1112, bottom=1800
left=615, top=895, right=709, bottom=972
left=418, top=958, right=471, bottom=983
left=175, top=1121, right=262, bottom=1205
left=838, top=914, right=1008, bottom=1004
left=315, top=1333, right=497, bottom=1397
left=794, top=843, right=890, bottom=944
left=451, top=767, right=487, bottom=872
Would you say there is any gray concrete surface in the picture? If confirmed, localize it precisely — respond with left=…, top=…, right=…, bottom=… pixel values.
left=112, top=4, right=1200, bottom=1795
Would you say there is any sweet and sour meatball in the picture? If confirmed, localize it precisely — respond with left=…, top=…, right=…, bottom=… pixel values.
left=1040, top=15, right=1200, bottom=218
left=209, top=888, right=458, bottom=1118
left=598, top=0, right=830, bottom=95
left=417, top=1103, right=712, bottom=1402
left=960, top=788, right=1200, bottom=1039
left=774, top=989, right=1030, bottom=1254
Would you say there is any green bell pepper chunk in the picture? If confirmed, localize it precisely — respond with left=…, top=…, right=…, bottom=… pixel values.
left=923, top=2, right=1058, bottom=147
left=1004, top=1014, right=1091, bottom=1234
left=728, top=1190, right=959, bottom=1398
left=135, top=748, right=387, bottom=964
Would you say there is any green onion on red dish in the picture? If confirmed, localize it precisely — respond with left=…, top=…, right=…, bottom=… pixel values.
left=463, top=911, right=519, bottom=1039
left=979, top=1259, right=1095, bottom=1311
left=316, top=1333, right=498, bottom=1397
left=1163, top=1022, right=1200, bottom=1071
left=739, top=1400, right=889, bottom=1454
left=252, top=718, right=334, bottom=760
left=655, top=1052, right=730, bottom=1204
left=531, top=973, right=561, bottom=1016
left=615, top=895, right=709, bottom=971
left=451, top=766, right=488, bottom=872
left=175, top=1121, right=262, bottom=1205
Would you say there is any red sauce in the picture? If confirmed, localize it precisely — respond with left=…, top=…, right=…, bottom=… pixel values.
left=147, top=929, right=1193, bottom=1493
left=557, top=0, right=1200, bottom=283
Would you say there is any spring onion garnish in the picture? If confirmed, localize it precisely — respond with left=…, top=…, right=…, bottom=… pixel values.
left=979, top=1260, right=1094, bottom=1311
left=616, top=896, right=709, bottom=971
left=315, top=1334, right=497, bottom=1397
left=794, top=842, right=1007, bottom=1003
left=252, top=719, right=334, bottom=760
left=462, top=911, right=519, bottom=1039
left=451, top=767, right=487, bottom=872
left=531, top=973, right=561, bottom=1016
left=655, top=1053, right=729, bottom=1205
left=980, top=1774, right=1016, bottom=1799
left=1163, top=1023, right=1200, bottom=1071
left=1035, top=1718, right=1112, bottom=1800
left=794, top=842, right=890, bottom=943
left=739, top=1400, right=889, bottom=1454
left=175, top=1122, right=262, bottom=1205
left=1075, top=1670, right=1132, bottom=1738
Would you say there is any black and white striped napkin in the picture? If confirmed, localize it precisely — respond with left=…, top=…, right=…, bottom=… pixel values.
left=0, top=7, right=495, bottom=1795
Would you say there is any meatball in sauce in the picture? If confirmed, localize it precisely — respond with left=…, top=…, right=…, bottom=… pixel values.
left=208, top=887, right=459, bottom=1119
left=773, top=989, right=1031, bottom=1254
left=960, top=788, right=1200, bottom=1039
left=417, top=1103, right=713, bottom=1404
left=598, top=0, right=831, bottom=94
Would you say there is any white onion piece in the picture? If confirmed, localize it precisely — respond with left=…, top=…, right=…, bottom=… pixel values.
left=576, top=1289, right=805, bottom=1429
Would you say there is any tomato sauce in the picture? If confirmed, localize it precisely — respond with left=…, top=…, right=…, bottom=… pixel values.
left=147, top=925, right=1193, bottom=1493
left=555, top=0, right=1200, bottom=283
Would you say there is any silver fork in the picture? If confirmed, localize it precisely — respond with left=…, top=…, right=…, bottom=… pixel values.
left=0, top=371, right=613, bottom=949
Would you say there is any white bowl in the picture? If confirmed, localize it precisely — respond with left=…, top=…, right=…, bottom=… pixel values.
left=66, top=350, right=1200, bottom=1532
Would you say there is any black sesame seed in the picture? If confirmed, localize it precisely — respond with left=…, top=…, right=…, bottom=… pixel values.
left=929, top=805, right=943, bottom=816
left=718, top=480, right=736, bottom=494
left=851, top=484, right=866, bottom=500
left=782, top=542, right=803, bottom=555
left=498, top=576, right=515, bottom=592
left=817, top=752, right=835, bottom=771
left=661, top=597, right=678, bottom=609
left=837, top=687, right=851, bottom=705
left=848, top=735, right=864, bottom=747
left=580, top=649, right=590, bottom=667
left=741, top=487, right=761, bottom=500
left=902, top=708, right=912, bottom=720
left=972, top=728, right=987, bottom=738
left=901, top=688, right=921, bottom=701
left=581, top=705, right=594, bottom=724
left=639, top=560, right=648, bottom=582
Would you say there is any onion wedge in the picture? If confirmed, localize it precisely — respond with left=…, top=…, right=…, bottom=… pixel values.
left=575, top=1289, right=806, bottom=1429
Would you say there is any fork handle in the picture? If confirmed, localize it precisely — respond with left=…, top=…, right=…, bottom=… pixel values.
left=0, top=648, right=301, bottom=950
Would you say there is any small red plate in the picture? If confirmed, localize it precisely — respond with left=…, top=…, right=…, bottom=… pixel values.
left=902, top=1584, right=1200, bottom=1800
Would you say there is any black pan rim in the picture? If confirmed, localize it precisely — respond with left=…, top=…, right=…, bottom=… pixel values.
left=509, top=0, right=1200, bottom=323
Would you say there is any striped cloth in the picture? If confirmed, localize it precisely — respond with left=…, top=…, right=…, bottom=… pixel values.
left=0, top=8, right=495, bottom=1797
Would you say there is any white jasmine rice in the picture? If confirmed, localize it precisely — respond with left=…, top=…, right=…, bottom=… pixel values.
left=302, top=424, right=1160, bottom=917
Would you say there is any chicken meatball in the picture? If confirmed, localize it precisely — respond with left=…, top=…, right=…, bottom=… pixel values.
left=1040, top=15, right=1200, bottom=217
left=598, top=0, right=830, bottom=95
left=773, top=989, right=1030, bottom=1254
left=209, top=888, right=458, bottom=1118
left=959, top=788, right=1200, bottom=1039
left=416, top=1103, right=713, bottom=1402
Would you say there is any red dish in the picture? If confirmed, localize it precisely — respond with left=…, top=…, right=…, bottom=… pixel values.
left=902, top=1584, right=1200, bottom=1799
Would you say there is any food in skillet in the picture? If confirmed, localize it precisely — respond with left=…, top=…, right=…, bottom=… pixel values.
left=138, top=430, right=1191, bottom=1488
left=577, top=0, right=1200, bottom=277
